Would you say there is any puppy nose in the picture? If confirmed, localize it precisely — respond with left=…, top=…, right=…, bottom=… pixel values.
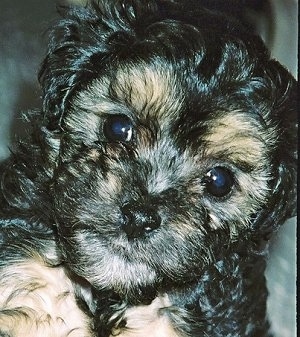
left=121, top=202, right=161, bottom=238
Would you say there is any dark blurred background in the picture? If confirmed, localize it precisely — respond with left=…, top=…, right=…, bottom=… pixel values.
left=0, top=1, right=297, bottom=336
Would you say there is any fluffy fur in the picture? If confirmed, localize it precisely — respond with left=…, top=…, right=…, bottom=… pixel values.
left=0, top=1, right=297, bottom=336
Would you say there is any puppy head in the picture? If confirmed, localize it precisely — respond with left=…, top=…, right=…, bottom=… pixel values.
left=40, top=0, right=297, bottom=299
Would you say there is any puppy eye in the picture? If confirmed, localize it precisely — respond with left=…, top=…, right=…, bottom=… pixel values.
left=204, top=167, right=234, bottom=198
left=103, top=114, right=133, bottom=142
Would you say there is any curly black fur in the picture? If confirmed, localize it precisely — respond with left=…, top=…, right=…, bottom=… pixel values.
left=0, top=1, right=297, bottom=336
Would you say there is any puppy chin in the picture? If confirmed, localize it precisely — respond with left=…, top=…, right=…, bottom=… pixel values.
left=58, top=224, right=210, bottom=302
left=59, top=234, right=158, bottom=299
left=88, top=257, right=157, bottom=298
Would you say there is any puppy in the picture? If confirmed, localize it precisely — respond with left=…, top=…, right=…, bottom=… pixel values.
left=0, top=1, right=297, bottom=336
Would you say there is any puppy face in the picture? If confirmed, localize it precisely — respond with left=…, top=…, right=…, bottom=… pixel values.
left=53, top=59, right=276, bottom=295
left=41, top=1, right=296, bottom=300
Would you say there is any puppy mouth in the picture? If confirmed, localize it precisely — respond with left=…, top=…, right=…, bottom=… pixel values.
left=59, top=216, right=209, bottom=296
left=55, top=193, right=211, bottom=295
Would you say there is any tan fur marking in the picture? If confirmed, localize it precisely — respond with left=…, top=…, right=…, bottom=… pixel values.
left=112, top=295, right=181, bottom=337
left=71, top=62, right=183, bottom=127
left=204, top=111, right=277, bottom=165
left=0, top=261, right=92, bottom=337
left=113, top=63, right=183, bottom=120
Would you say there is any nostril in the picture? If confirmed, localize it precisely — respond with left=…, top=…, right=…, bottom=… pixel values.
left=143, top=210, right=161, bottom=233
left=121, top=202, right=161, bottom=238
left=122, top=206, right=134, bottom=226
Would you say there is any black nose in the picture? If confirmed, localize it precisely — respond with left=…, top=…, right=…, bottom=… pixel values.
left=121, top=202, right=161, bottom=239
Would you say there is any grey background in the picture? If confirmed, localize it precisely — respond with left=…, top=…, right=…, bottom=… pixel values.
left=0, top=1, right=297, bottom=336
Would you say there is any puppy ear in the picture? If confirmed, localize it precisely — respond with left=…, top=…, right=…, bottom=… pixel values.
left=252, top=60, right=297, bottom=238
left=38, top=4, right=102, bottom=131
